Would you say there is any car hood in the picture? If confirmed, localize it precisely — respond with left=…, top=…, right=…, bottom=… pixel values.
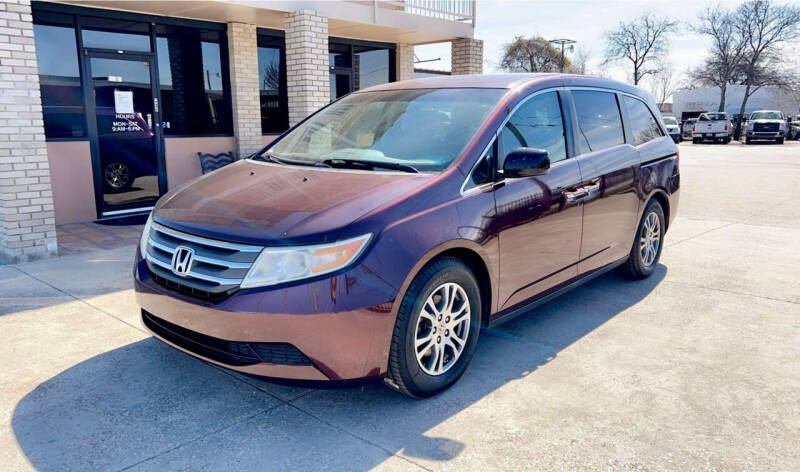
left=154, top=160, right=433, bottom=245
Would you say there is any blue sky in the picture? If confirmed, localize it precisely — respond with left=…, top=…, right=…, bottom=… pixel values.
left=416, top=0, right=798, bottom=89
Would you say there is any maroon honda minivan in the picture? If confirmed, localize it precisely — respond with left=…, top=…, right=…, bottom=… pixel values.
left=134, top=74, right=679, bottom=397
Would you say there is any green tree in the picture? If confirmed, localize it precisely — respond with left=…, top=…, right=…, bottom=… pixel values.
left=500, top=36, right=569, bottom=73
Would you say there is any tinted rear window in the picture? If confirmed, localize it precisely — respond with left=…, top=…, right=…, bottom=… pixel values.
left=622, top=96, right=664, bottom=146
left=572, top=90, right=624, bottom=152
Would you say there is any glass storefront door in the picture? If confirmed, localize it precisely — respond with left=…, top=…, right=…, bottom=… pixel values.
left=88, top=55, right=162, bottom=216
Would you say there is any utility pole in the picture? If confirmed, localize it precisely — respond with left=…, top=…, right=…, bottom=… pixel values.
left=549, top=38, right=576, bottom=73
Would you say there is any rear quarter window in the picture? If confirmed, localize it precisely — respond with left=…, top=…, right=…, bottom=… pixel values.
left=622, top=96, right=664, bottom=146
left=572, top=90, right=625, bottom=153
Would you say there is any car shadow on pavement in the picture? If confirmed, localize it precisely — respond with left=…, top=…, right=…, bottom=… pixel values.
left=12, top=265, right=666, bottom=471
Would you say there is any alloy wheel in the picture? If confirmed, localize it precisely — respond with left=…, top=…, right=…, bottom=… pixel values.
left=105, top=163, right=130, bottom=190
left=414, top=282, right=471, bottom=376
left=639, top=211, right=661, bottom=267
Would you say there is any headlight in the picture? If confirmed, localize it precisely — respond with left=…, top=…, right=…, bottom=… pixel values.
left=240, top=233, right=372, bottom=288
left=139, top=212, right=153, bottom=257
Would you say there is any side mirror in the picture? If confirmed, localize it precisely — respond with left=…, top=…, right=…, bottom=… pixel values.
left=503, top=147, right=550, bottom=178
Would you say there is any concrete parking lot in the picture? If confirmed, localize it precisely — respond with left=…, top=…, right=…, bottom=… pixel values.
left=1, top=140, right=799, bottom=471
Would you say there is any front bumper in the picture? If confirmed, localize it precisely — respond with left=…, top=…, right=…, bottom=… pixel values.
left=134, top=248, right=398, bottom=382
left=747, top=131, right=783, bottom=138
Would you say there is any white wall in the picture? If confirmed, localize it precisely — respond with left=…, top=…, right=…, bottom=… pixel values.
left=673, top=85, right=800, bottom=119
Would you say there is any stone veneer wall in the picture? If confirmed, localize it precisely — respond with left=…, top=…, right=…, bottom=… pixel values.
left=451, top=38, right=483, bottom=75
left=285, top=11, right=329, bottom=127
left=0, top=0, right=57, bottom=262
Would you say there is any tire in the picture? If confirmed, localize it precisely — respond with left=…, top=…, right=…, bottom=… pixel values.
left=692, top=137, right=699, bottom=144
left=104, top=162, right=133, bottom=193
left=386, top=256, right=482, bottom=398
left=619, top=199, right=665, bottom=280
left=777, top=138, right=784, bottom=144
left=724, top=137, right=731, bottom=144
left=745, top=137, right=752, bottom=144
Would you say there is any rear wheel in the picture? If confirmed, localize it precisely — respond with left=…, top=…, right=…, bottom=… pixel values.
left=692, top=137, right=699, bottom=144
left=386, top=257, right=481, bottom=398
left=745, top=137, right=752, bottom=144
left=777, top=138, right=784, bottom=144
left=620, top=199, right=665, bottom=280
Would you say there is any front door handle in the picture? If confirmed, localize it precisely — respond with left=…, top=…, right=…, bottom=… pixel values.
left=583, top=180, right=601, bottom=199
left=564, top=188, right=588, bottom=204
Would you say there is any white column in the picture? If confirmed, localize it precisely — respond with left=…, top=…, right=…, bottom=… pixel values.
left=227, top=22, right=262, bottom=157
left=285, top=10, right=329, bottom=127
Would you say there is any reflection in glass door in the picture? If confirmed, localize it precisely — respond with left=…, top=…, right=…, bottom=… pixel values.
left=89, top=56, right=160, bottom=216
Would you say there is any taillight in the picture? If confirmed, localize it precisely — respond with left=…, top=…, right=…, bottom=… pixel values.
left=676, top=150, right=679, bottom=161
left=724, top=122, right=728, bottom=131
left=692, top=125, right=695, bottom=132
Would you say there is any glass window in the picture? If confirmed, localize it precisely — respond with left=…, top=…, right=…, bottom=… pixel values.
left=500, top=91, right=566, bottom=167
left=258, top=35, right=287, bottom=133
left=267, top=88, right=505, bottom=173
left=156, top=26, right=231, bottom=135
left=329, top=42, right=352, bottom=68
left=354, top=46, right=390, bottom=90
left=622, top=96, right=664, bottom=146
left=465, top=140, right=494, bottom=190
left=33, top=22, right=86, bottom=138
left=750, top=111, right=782, bottom=120
left=81, top=17, right=151, bottom=51
left=572, top=90, right=624, bottom=152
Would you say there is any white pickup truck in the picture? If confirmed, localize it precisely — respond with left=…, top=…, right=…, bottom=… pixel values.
left=745, top=110, right=786, bottom=144
left=692, top=112, right=731, bottom=144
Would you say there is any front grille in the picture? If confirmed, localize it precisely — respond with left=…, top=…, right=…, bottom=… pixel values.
left=754, top=122, right=779, bottom=132
left=143, top=310, right=313, bottom=367
left=144, top=222, right=263, bottom=302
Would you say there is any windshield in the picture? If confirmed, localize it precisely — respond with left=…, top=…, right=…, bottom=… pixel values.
left=662, top=117, right=678, bottom=125
left=750, top=111, right=782, bottom=120
left=265, top=88, right=506, bottom=172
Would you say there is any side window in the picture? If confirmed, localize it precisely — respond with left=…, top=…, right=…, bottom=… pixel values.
left=499, top=91, right=566, bottom=168
left=572, top=90, right=625, bottom=153
left=622, top=96, right=664, bottom=146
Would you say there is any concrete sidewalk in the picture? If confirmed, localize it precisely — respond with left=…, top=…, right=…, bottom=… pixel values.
left=2, top=142, right=799, bottom=471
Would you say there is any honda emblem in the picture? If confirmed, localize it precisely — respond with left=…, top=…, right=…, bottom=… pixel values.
left=171, top=246, right=194, bottom=277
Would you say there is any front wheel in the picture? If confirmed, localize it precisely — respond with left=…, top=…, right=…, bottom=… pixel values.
left=386, top=257, right=481, bottom=398
left=620, top=200, right=665, bottom=279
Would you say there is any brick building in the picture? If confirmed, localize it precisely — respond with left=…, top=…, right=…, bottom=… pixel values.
left=0, top=0, right=482, bottom=262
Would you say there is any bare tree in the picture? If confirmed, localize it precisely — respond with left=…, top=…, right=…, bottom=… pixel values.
left=733, top=0, right=800, bottom=136
left=646, top=62, right=678, bottom=107
left=690, top=5, right=747, bottom=112
left=568, top=47, right=591, bottom=75
left=604, top=13, right=678, bottom=85
left=500, top=36, right=567, bottom=73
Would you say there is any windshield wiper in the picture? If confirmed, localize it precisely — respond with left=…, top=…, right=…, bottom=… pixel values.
left=253, top=152, right=331, bottom=168
left=322, top=158, right=419, bottom=174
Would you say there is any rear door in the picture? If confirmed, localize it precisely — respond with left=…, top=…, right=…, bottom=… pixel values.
left=493, top=90, right=584, bottom=311
left=567, top=89, right=641, bottom=275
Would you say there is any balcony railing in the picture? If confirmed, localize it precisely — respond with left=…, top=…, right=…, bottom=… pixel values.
left=380, top=0, right=476, bottom=25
